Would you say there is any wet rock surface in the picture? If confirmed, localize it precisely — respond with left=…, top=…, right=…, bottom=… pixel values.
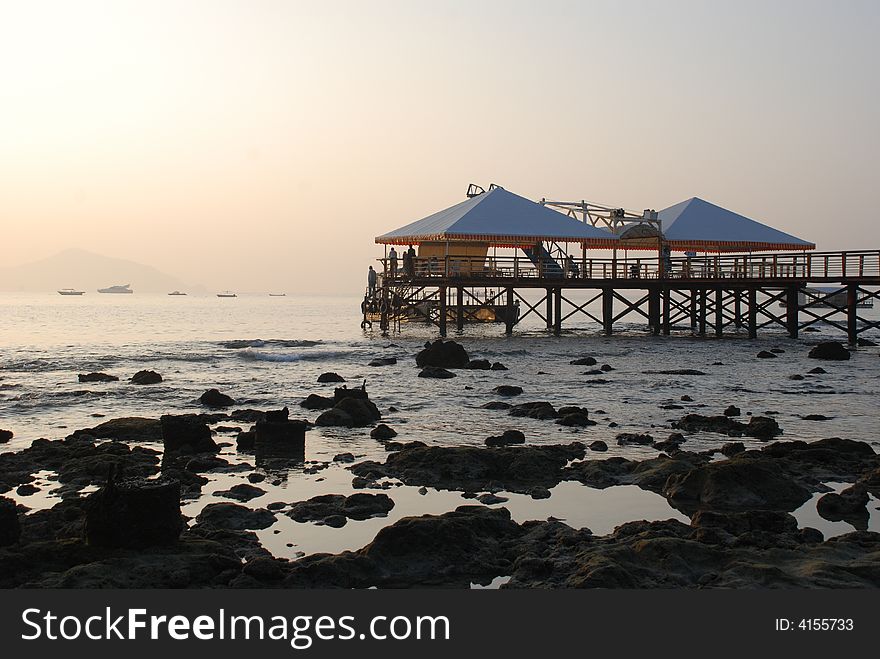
left=287, top=493, right=394, bottom=526
left=351, top=442, right=585, bottom=494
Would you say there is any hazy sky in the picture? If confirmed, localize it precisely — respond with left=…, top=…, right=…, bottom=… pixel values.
left=2, top=0, right=878, bottom=293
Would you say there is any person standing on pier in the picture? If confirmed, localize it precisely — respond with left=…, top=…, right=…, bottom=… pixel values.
left=389, top=247, right=398, bottom=278
left=405, top=244, right=416, bottom=278
left=367, top=265, right=377, bottom=295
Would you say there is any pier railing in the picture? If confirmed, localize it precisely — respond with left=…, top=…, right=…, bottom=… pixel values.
left=377, top=250, right=880, bottom=283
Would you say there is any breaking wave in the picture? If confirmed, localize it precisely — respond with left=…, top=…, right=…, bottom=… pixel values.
left=220, top=339, right=322, bottom=349
left=236, top=348, right=349, bottom=363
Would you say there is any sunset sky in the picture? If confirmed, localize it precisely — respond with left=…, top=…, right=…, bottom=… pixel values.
left=1, top=0, right=878, bottom=293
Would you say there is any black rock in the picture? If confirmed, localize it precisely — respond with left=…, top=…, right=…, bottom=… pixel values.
left=720, top=442, right=746, bottom=457
left=0, top=497, right=20, bottom=546
left=418, top=366, right=456, bottom=379
left=570, top=357, right=598, bottom=366
left=236, top=430, right=256, bottom=450
left=368, top=357, right=397, bottom=367
left=316, top=396, right=381, bottom=428
left=0, top=429, right=11, bottom=444
left=130, top=370, right=163, bottom=385
left=333, top=453, right=355, bottom=463
left=509, top=402, right=557, bottom=420
left=160, top=414, right=219, bottom=454
left=85, top=476, right=183, bottom=548
left=476, top=493, right=508, bottom=505
left=771, top=348, right=785, bottom=354
left=756, top=351, right=777, bottom=359
left=643, top=369, right=707, bottom=376
left=301, top=394, right=335, bottom=410
left=808, top=342, right=851, bottom=361
left=681, top=395, right=694, bottom=402
left=616, top=433, right=654, bottom=446
left=490, top=362, right=508, bottom=371
left=481, top=401, right=512, bottom=410
left=485, top=430, right=525, bottom=447
left=600, top=364, right=614, bottom=372
left=318, top=372, right=346, bottom=383
left=415, top=339, right=470, bottom=369
left=589, top=440, right=608, bottom=452
left=216, top=483, right=266, bottom=502
left=493, top=385, right=523, bottom=397
left=370, top=424, right=398, bottom=440
left=817, top=484, right=869, bottom=523
left=724, top=405, right=741, bottom=417
left=802, top=414, right=833, bottom=421
left=466, top=359, right=491, bottom=370
left=808, top=367, right=827, bottom=374
left=789, top=374, right=805, bottom=380
left=200, top=388, right=236, bottom=408
left=196, top=503, right=276, bottom=531
left=78, top=372, right=119, bottom=383
left=857, top=338, right=877, bottom=347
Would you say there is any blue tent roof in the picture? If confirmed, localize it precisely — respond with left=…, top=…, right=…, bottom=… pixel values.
left=376, top=187, right=618, bottom=246
left=659, top=197, right=814, bottom=251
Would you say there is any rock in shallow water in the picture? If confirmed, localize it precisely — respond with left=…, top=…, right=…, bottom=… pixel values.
left=199, top=388, right=236, bottom=408
left=808, top=341, right=851, bottom=361
left=196, top=503, right=276, bottom=531
left=78, top=372, right=119, bottom=383
left=415, top=339, right=470, bottom=369
left=485, top=430, right=525, bottom=447
left=130, top=370, right=162, bottom=385
left=418, top=366, right=456, bottom=379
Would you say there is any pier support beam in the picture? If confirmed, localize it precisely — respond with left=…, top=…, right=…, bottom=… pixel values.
left=698, top=289, right=707, bottom=336
left=734, top=290, right=743, bottom=328
left=847, top=283, right=858, bottom=344
left=505, top=287, right=515, bottom=335
left=602, top=288, right=614, bottom=335
left=786, top=286, right=799, bottom=338
left=662, top=288, right=671, bottom=335
left=553, top=287, right=562, bottom=335
left=438, top=286, right=447, bottom=337
left=455, top=287, right=464, bottom=331
left=715, top=289, right=723, bottom=337
left=649, top=287, right=661, bottom=335
left=545, top=289, right=553, bottom=330
left=747, top=288, right=757, bottom=339
left=380, top=286, right=389, bottom=332
left=690, top=290, right=698, bottom=331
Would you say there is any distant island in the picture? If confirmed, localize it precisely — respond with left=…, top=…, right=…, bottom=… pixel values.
left=0, top=248, right=201, bottom=294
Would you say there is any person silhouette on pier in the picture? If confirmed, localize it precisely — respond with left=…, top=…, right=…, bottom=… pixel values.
left=367, top=265, right=377, bottom=295
left=389, top=247, right=398, bottom=278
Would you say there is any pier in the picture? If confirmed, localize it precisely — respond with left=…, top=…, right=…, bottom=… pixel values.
left=365, top=249, right=880, bottom=343
left=364, top=185, right=878, bottom=344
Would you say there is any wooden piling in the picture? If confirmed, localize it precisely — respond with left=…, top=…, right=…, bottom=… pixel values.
left=602, top=288, right=613, bottom=335
left=786, top=286, right=799, bottom=338
left=456, top=286, right=464, bottom=331
left=438, top=286, right=447, bottom=337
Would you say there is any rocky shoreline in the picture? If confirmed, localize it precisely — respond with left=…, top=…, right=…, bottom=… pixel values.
left=1, top=339, right=879, bottom=588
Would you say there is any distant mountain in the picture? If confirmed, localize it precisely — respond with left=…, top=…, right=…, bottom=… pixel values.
left=0, top=248, right=201, bottom=294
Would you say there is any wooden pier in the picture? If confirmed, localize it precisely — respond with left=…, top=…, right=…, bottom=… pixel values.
left=363, top=249, right=880, bottom=344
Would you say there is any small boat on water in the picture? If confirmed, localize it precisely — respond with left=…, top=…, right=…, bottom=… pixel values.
left=168, top=291, right=187, bottom=296
left=98, top=284, right=133, bottom=294
left=217, top=291, right=237, bottom=298
left=58, top=288, right=85, bottom=296
left=269, top=293, right=286, bottom=297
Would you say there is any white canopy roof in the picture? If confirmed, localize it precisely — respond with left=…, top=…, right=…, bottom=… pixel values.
left=659, top=197, right=814, bottom=252
left=376, top=187, right=618, bottom=247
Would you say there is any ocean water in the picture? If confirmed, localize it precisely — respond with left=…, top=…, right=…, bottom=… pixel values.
left=1, top=291, right=878, bottom=560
